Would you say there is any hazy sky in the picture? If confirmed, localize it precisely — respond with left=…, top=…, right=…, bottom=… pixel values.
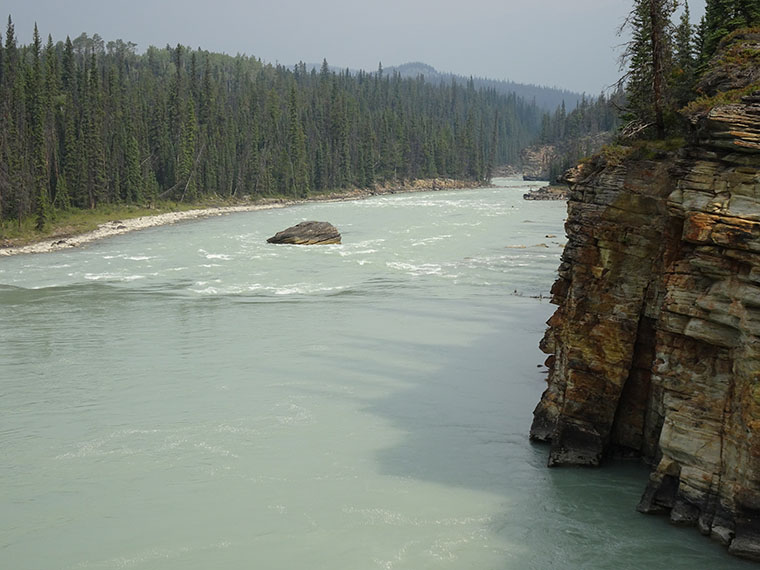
left=4, top=0, right=706, bottom=94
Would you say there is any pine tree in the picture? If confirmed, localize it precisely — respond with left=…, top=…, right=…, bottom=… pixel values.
left=3, top=16, right=17, bottom=91
left=619, top=0, right=678, bottom=138
left=313, top=142, right=326, bottom=191
left=3, top=17, right=27, bottom=225
left=29, top=25, right=50, bottom=230
left=44, top=33, right=67, bottom=209
left=701, top=0, right=760, bottom=61
left=84, top=52, right=107, bottom=208
left=178, top=99, right=197, bottom=201
left=0, top=19, right=11, bottom=223
left=61, top=91, right=82, bottom=207
left=673, top=1, right=697, bottom=107
left=123, top=121, right=142, bottom=203
left=361, top=124, right=378, bottom=186
left=486, top=112, right=498, bottom=181
left=694, top=15, right=708, bottom=66
left=199, top=53, right=213, bottom=127
left=287, top=86, right=309, bottom=197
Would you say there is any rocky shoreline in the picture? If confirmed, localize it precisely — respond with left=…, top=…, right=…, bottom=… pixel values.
left=522, top=184, right=569, bottom=201
left=0, top=178, right=481, bottom=257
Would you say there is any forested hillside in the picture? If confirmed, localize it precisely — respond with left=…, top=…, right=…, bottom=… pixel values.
left=383, top=62, right=585, bottom=111
left=0, top=19, right=545, bottom=231
left=535, top=90, right=624, bottom=180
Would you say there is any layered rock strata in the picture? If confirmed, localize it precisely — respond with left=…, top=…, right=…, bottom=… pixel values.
left=520, top=144, right=559, bottom=181
left=530, top=91, right=760, bottom=559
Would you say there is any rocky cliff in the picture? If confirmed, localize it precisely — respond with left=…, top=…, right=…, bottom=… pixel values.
left=521, top=133, right=614, bottom=181
left=520, top=144, right=559, bottom=180
left=529, top=32, right=760, bottom=560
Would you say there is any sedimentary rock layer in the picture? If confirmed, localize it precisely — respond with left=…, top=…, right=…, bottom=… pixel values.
left=530, top=90, right=760, bottom=559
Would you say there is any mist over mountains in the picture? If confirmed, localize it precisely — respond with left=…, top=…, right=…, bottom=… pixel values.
left=386, top=62, right=585, bottom=111
left=305, top=61, right=584, bottom=111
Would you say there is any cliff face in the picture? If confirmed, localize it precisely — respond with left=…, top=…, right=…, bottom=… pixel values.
left=520, top=144, right=559, bottom=180
left=520, top=132, right=614, bottom=181
left=529, top=81, right=760, bottom=557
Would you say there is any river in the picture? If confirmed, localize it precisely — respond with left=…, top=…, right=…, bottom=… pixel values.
left=0, top=179, right=752, bottom=569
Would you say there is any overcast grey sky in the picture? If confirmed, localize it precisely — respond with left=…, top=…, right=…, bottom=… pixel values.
left=5, top=0, right=706, bottom=94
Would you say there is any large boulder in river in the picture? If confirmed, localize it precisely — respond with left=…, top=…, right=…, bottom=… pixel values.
left=266, top=221, right=341, bottom=245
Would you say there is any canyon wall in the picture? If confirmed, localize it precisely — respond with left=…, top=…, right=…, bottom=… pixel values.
left=529, top=34, right=760, bottom=559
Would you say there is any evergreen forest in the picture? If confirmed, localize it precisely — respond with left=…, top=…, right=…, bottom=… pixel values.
left=619, top=0, right=760, bottom=138
left=536, top=90, right=625, bottom=180
left=533, top=0, right=760, bottom=181
left=0, top=19, right=546, bottom=232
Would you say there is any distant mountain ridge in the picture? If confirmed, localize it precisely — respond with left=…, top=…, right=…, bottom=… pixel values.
left=303, top=61, right=584, bottom=112
left=385, top=62, right=584, bottom=111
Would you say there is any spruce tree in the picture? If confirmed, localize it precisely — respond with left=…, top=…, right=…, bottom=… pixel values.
left=123, top=122, right=142, bottom=203
left=61, top=92, right=82, bottom=207
left=701, top=0, right=760, bottom=61
left=4, top=17, right=16, bottom=88
left=619, top=0, right=678, bottom=138
left=673, top=1, right=697, bottom=107
left=178, top=99, right=197, bottom=201
left=287, top=86, right=309, bottom=197
left=30, top=25, right=50, bottom=230
left=44, top=34, right=67, bottom=209
left=3, top=17, right=24, bottom=225
left=84, top=52, right=107, bottom=208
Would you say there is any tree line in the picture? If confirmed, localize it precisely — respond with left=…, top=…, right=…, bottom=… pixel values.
left=539, top=92, right=622, bottom=146
left=536, top=90, right=625, bottom=180
left=385, top=62, right=586, bottom=112
left=620, top=0, right=760, bottom=138
left=532, top=0, right=760, bottom=179
left=0, top=18, right=547, bottom=231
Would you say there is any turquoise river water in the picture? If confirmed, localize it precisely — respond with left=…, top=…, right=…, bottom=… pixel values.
left=0, top=179, right=753, bottom=569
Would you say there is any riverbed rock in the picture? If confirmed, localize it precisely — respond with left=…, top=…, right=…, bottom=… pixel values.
left=529, top=32, right=760, bottom=560
left=523, top=185, right=569, bottom=201
left=266, top=221, right=341, bottom=245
